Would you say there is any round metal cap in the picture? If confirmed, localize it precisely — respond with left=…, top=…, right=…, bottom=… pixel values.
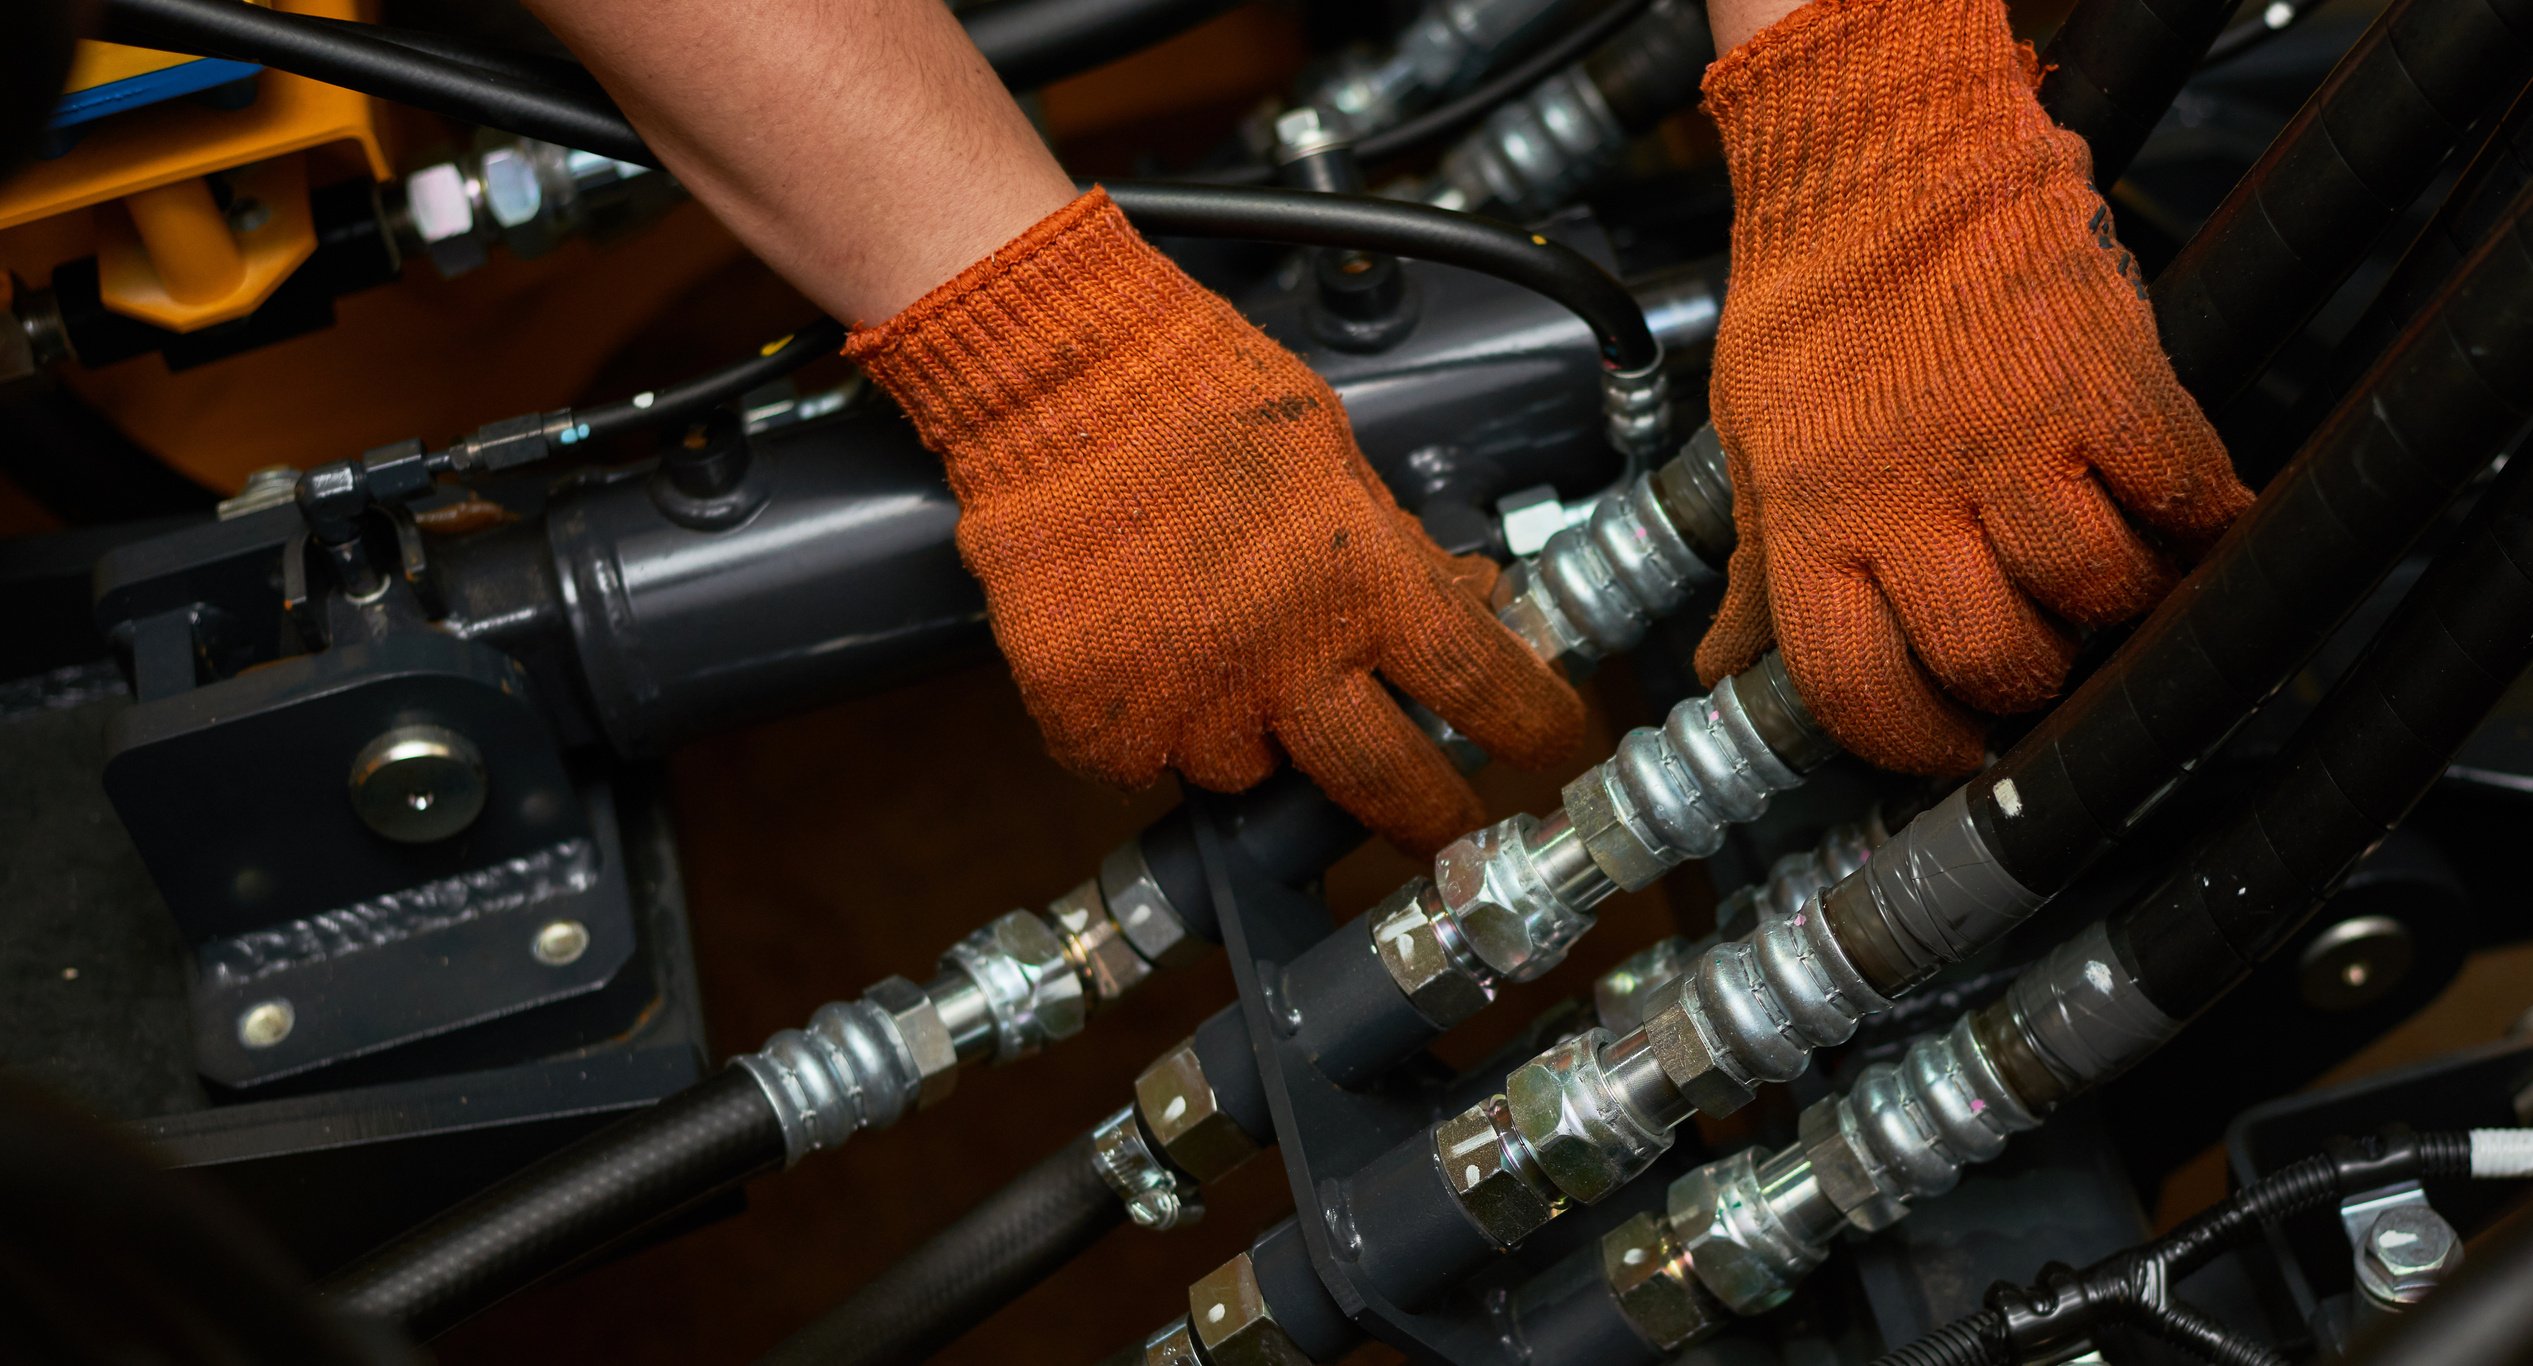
left=349, top=724, right=488, bottom=844
left=2298, top=914, right=2414, bottom=1011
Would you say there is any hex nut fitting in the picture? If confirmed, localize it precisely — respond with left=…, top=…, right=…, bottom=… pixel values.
left=1796, top=1095, right=1905, bottom=1232
left=403, top=162, right=487, bottom=277
left=1643, top=997, right=1757, bottom=1117
left=942, top=910, right=1086, bottom=1062
left=1594, top=935, right=1699, bottom=1035
left=862, top=975, right=959, bottom=1110
left=1435, top=1094, right=1560, bottom=1248
left=1102, top=841, right=1210, bottom=971
left=1434, top=814, right=1590, bottom=982
left=1371, top=881, right=1494, bottom=1027
left=1506, top=1028, right=1672, bottom=1205
left=1046, top=878, right=1152, bottom=1005
left=1188, top=1252, right=1312, bottom=1366
left=1668, top=1149, right=1822, bottom=1315
left=1135, top=1040, right=1260, bottom=1184
left=1602, top=1210, right=1726, bottom=1352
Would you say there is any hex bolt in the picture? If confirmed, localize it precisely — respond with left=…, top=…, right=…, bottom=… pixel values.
left=2359, top=1204, right=2462, bottom=1307
left=238, top=999, right=295, bottom=1049
left=533, top=919, right=591, bottom=966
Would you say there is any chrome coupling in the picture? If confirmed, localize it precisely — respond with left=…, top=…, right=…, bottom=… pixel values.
left=1092, top=1104, right=1203, bottom=1231
left=1667, top=1147, right=1830, bottom=1315
left=1561, top=656, right=1822, bottom=893
left=736, top=975, right=959, bottom=1165
left=1426, top=67, right=1628, bottom=219
left=1797, top=1014, right=2040, bottom=1233
left=1102, top=840, right=1208, bottom=971
left=1504, top=1028, right=1677, bottom=1205
left=942, top=909, right=1089, bottom=1064
left=1371, top=880, right=1496, bottom=1027
left=1436, top=1093, right=1563, bottom=1247
left=1593, top=934, right=1703, bottom=1035
left=1602, top=354, right=1672, bottom=467
left=1492, top=430, right=1727, bottom=667
left=1432, top=810, right=1607, bottom=982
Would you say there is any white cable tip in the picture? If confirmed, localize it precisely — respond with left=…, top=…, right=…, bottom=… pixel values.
left=2468, top=1128, right=2533, bottom=1178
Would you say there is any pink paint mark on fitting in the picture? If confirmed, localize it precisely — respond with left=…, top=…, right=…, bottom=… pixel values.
left=1792, top=912, right=1806, bottom=927
left=1970, top=1098, right=1987, bottom=1114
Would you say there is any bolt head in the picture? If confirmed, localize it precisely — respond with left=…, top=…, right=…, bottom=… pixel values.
left=1435, top=1097, right=1558, bottom=1247
left=2361, top=1205, right=2462, bottom=1303
left=1135, top=1041, right=1257, bottom=1183
left=237, top=999, right=295, bottom=1049
left=1370, top=882, right=1491, bottom=1026
left=532, top=918, right=590, bottom=966
left=349, top=724, right=488, bottom=844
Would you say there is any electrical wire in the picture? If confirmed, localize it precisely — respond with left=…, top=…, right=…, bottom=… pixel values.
left=574, top=319, right=851, bottom=444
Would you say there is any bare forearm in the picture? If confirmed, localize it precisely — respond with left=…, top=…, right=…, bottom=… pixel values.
left=524, top=0, right=1077, bottom=321
left=1708, top=0, right=1809, bottom=50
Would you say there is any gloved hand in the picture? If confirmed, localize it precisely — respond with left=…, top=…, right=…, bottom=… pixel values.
left=847, top=190, right=1586, bottom=855
left=1693, top=0, right=2254, bottom=775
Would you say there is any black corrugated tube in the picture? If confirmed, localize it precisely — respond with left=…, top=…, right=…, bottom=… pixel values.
left=1882, top=1133, right=2475, bottom=1366
left=321, top=1068, right=787, bottom=1341
left=2151, top=0, right=2533, bottom=420
left=754, top=1133, right=1124, bottom=1366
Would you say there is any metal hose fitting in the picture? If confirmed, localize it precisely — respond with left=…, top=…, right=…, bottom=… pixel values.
left=1308, top=0, right=1570, bottom=137
left=1424, top=66, right=1628, bottom=219
left=1563, top=652, right=1833, bottom=893
left=1494, top=424, right=1732, bottom=668
left=736, top=977, right=959, bottom=1165
left=1595, top=815, right=1887, bottom=1032
left=1667, top=1013, right=2042, bottom=1315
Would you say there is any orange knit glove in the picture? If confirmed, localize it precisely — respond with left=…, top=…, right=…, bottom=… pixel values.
left=1693, top=0, right=2253, bottom=775
left=847, top=190, right=1586, bottom=855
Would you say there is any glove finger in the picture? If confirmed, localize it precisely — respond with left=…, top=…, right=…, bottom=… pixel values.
left=1177, top=706, right=1280, bottom=795
left=1278, top=671, right=1486, bottom=857
left=1771, top=558, right=1987, bottom=777
left=1695, top=533, right=1776, bottom=687
left=1379, top=552, right=1587, bottom=772
left=1983, top=466, right=2174, bottom=628
left=1867, top=518, right=2075, bottom=716
left=2085, top=382, right=2254, bottom=552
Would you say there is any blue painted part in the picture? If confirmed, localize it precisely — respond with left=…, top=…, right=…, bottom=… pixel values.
left=51, top=60, right=264, bottom=131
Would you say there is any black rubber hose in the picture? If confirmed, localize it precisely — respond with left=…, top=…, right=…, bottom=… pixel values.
left=96, top=0, right=658, bottom=166
left=754, top=1132, right=1124, bottom=1366
left=965, top=0, right=1240, bottom=90
left=574, top=318, right=851, bottom=444
left=2255, top=86, right=2533, bottom=472
left=2346, top=1197, right=2533, bottom=1366
left=297, top=14, right=612, bottom=99
left=1099, top=180, right=1657, bottom=367
left=2109, top=228, right=2533, bottom=1017
left=2151, top=0, right=2533, bottom=420
left=1900, top=181, right=2533, bottom=978
left=2036, top=0, right=2245, bottom=188
left=1867, top=1309, right=2013, bottom=1366
left=322, top=1068, right=787, bottom=1341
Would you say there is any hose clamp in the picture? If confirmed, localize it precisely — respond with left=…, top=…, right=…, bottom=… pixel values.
left=1091, top=1104, right=1204, bottom=1231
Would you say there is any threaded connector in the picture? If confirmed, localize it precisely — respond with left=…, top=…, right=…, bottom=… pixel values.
left=1493, top=425, right=1731, bottom=667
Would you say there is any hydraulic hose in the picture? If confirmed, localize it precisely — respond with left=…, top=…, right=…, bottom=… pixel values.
left=2150, top=0, right=2533, bottom=419
left=322, top=1068, right=787, bottom=1341
left=96, top=0, right=658, bottom=167
left=2257, top=86, right=2533, bottom=472
left=965, top=0, right=1242, bottom=90
left=1098, top=181, right=1658, bottom=367
left=2036, top=0, right=2244, bottom=188
left=754, top=1133, right=1124, bottom=1366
